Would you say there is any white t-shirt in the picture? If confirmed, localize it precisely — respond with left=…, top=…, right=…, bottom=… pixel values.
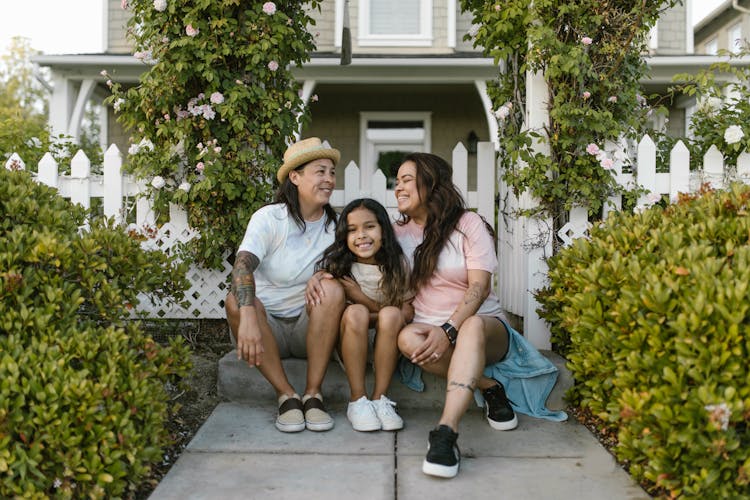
left=238, top=203, right=335, bottom=318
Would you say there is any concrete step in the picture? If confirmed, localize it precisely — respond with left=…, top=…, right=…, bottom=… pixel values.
left=218, top=350, right=572, bottom=411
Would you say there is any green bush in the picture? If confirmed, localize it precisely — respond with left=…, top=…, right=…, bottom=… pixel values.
left=538, top=184, right=750, bottom=498
left=0, top=167, right=192, bottom=498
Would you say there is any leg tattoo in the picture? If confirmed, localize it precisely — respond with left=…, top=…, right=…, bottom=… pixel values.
left=447, top=378, right=478, bottom=393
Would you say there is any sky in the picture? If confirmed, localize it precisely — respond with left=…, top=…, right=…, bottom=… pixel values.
left=0, top=0, right=730, bottom=56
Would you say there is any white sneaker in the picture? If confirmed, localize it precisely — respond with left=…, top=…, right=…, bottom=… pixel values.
left=372, top=396, right=404, bottom=431
left=347, top=396, right=381, bottom=432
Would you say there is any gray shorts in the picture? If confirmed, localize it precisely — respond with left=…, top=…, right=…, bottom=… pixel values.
left=267, top=311, right=309, bottom=358
left=230, top=308, right=309, bottom=359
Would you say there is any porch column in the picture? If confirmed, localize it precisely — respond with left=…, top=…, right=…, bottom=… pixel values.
left=522, top=69, right=553, bottom=350
left=473, top=80, right=499, bottom=150
left=295, top=80, right=317, bottom=140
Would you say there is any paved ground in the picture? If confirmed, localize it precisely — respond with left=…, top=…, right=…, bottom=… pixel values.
left=149, top=354, right=650, bottom=500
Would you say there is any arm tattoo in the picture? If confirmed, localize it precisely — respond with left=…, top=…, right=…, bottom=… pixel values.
left=230, top=252, right=260, bottom=307
left=463, top=282, right=483, bottom=305
left=447, top=378, right=478, bottom=393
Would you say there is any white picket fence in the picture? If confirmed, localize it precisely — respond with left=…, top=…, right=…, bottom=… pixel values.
left=5, top=141, right=497, bottom=320
left=11, top=135, right=744, bottom=347
left=496, top=134, right=750, bottom=348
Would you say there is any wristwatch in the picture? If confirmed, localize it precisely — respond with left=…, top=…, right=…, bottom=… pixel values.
left=440, top=322, right=458, bottom=345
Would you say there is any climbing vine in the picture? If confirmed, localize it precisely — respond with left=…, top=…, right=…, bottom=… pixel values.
left=461, top=0, right=679, bottom=244
left=105, top=0, right=320, bottom=268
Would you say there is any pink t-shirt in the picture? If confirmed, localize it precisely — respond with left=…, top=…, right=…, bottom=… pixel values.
left=394, top=211, right=506, bottom=325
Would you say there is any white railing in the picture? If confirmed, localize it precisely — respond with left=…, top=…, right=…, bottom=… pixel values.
left=5, top=141, right=497, bottom=320
left=496, top=134, right=750, bottom=348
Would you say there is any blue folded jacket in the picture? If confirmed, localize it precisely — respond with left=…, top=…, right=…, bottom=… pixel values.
left=398, top=322, right=568, bottom=422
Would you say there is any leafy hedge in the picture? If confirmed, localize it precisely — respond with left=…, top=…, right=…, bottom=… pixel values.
left=0, top=167, right=191, bottom=498
left=537, top=184, right=750, bottom=498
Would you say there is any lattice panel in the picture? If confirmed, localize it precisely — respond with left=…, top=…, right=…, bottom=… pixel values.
left=134, top=219, right=232, bottom=319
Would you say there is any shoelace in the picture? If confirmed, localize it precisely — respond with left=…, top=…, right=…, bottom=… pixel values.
left=429, top=429, right=457, bottom=456
left=378, top=398, right=398, bottom=417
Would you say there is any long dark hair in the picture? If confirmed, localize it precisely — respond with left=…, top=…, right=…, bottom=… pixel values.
left=396, top=152, right=494, bottom=290
left=274, top=164, right=337, bottom=231
left=317, top=198, right=409, bottom=307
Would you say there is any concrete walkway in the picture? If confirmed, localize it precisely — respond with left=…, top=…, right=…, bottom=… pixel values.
left=149, top=354, right=650, bottom=500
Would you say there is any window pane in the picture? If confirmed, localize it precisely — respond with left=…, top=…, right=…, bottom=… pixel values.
left=370, top=0, right=420, bottom=35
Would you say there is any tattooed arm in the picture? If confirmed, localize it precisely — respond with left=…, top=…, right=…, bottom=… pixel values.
left=231, top=251, right=265, bottom=366
left=231, top=251, right=260, bottom=306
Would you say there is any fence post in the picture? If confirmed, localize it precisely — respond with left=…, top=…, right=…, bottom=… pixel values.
left=703, top=145, right=725, bottom=189
left=737, top=152, right=750, bottom=183
left=103, top=144, right=124, bottom=223
left=4, top=153, right=25, bottom=171
left=476, top=141, right=496, bottom=224
left=452, top=143, right=469, bottom=198
left=637, top=135, right=657, bottom=205
left=344, top=161, right=361, bottom=204
left=669, top=140, right=690, bottom=200
left=37, top=153, right=59, bottom=187
left=70, top=150, right=91, bottom=210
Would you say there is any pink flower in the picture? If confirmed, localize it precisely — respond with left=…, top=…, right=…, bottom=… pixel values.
left=581, top=36, right=593, bottom=45
left=494, top=4, right=501, bottom=11
left=586, top=143, right=600, bottom=156
left=608, top=96, right=618, bottom=103
left=196, top=162, right=205, bottom=173
left=582, top=91, right=591, bottom=99
left=600, top=158, right=614, bottom=170
left=210, top=92, right=224, bottom=104
left=268, top=60, right=279, bottom=71
left=262, top=2, right=276, bottom=15
left=186, top=24, right=199, bottom=37
left=164, top=113, right=171, bottom=121
left=311, top=94, right=319, bottom=102
left=121, top=0, right=128, bottom=9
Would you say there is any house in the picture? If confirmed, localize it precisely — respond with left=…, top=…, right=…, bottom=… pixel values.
left=694, top=0, right=750, bottom=55
left=34, top=0, right=724, bottom=191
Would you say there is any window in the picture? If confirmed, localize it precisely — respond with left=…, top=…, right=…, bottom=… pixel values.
left=358, top=0, right=432, bottom=46
left=729, top=22, right=743, bottom=51
left=704, top=37, right=718, bottom=55
left=359, top=112, right=432, bottom=190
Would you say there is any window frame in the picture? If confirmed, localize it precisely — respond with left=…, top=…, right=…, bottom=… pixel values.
left=357, top=0, right=433, bottom=47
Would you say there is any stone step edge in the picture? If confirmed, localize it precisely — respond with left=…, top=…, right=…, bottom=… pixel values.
left=218, top=349, right=572, bottom=411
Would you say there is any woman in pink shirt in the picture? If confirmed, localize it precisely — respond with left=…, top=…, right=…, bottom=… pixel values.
left=394, top=152, right=517, bottom=478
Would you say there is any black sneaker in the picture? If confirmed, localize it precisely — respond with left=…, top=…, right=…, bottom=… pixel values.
left=482, top=380, right=518, bottom=430
left=422, top=425, right=460, bottom=478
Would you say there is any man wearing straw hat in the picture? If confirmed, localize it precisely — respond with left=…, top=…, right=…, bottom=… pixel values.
left=226, top=137, right=345, bottom=432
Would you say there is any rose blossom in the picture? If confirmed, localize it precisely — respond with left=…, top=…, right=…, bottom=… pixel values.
left=586, top=143, right=600, bottom=156
left=262, top=2, right=276, bottom=14
left=724, top=125, right=745, bottom=145
left=581, top=36, right=592, bottom=45
left=268, top=60, right=279, bottom=71
left=196, top=162, right=205, bottom=173
left=210, top=92, right=224, bottom=104
left=608, top=96, right=618, bottom=103
left=186, top=24, right=199, bottom=37
left=582, top=91, right=591, bottom=99
left=178, top=182, right=191, bottom=192
left=153, top=0, right=167, bottom=11
left=600, top=157, right=614, bottom=170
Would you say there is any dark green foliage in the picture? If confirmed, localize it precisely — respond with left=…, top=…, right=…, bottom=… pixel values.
left=538, top=184, right=750, bottom=498
left=0, top=167, right=191, bottom=498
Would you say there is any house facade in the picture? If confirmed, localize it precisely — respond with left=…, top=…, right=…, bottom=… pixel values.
left=694, top=0, right=750, bottom=55
left=34, top=0, right=714, bottom=190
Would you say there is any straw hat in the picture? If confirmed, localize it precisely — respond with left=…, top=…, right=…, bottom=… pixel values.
left=277, top=137, right=340, bottom=183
